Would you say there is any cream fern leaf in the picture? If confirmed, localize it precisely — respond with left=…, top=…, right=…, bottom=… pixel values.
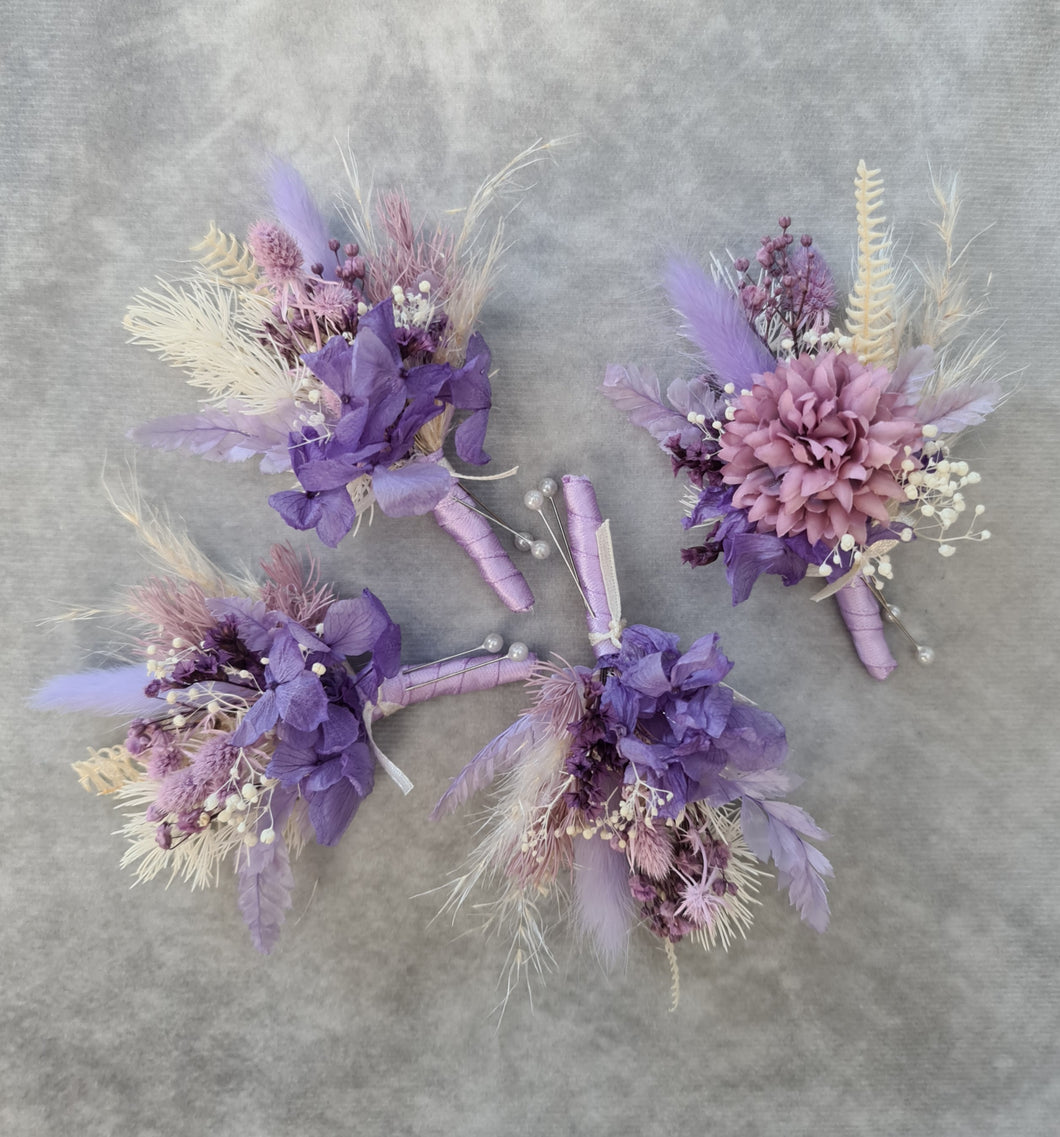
left=192, top=223, right=261, bottom=288
left=844, top=160, right=898, bottom=366
left=124, top=277, right=299, bottom=410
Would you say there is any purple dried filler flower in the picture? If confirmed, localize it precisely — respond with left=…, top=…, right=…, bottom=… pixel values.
left=605, top=162, right=1001, bottom=679
left=33, top=517, right=535, bottom=953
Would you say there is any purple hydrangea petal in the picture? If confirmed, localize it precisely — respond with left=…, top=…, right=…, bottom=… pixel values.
left=230, top=689, right=278, bottom=747
left=308, top=776, right=364, bottom=846
left=318, top=704, right=361, bottom=754
left=715, top=703, right=788, bottom=771
left=371, top=460, right=454, bottom=517
left=265, top=631, right=307, bottom=684
left=274, top=672, right=329, bottom=732
left=724, top=531, right=811, bottom=604
left=670, top=633, right=734, bottom=688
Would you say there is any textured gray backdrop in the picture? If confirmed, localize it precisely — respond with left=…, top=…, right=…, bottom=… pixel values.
left=3, top=2, right=1058, bottom=1135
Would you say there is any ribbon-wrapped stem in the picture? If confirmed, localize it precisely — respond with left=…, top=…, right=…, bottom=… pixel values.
left=432, top=482, right=535, bottom=613
left=371, top=652, right=537, bottom=716
left=834, top=576, right=896, bottom=681
left=562, top=475, right=624, bottom=659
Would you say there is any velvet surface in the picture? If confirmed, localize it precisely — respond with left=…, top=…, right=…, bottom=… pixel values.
left=3, top=2, right=1058, bottom=1134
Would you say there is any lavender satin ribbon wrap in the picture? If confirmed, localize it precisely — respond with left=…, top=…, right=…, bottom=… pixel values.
left=432, top=482, right=535, bottom=613
left=834, top=577, right=896, bottom=681
left=372, top=653, right=537, bottom=715
left=562, top=475, right=624, bottom=659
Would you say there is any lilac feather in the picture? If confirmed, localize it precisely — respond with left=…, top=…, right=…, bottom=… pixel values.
left=601, top=364, right=690, bottom=446
left=740, top=796, right=832, bottom=933
left=267, top=159, right=335, bottom=280
left=574, top=836, right=634, bottom=965
left=430, top=712, right=552, bottom=820
left=664, top=258, right=776, bottom=387
left=129, top=402, right=295, bottom=473
left=31, top=664, right=159, bottom=717
left=916, top=379, right=1000, bottom=433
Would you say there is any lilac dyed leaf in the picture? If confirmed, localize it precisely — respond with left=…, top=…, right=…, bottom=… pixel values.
left=667, top=374, right=724, bottom=423
left=601, top=364, right=691, bottom=446
left=740, top=796, right=832, bottom=932
left=371, top=460, right=454, bottom=517
left=235, top=785, right=297, bottom=954
left=430, top=712, right=553, bottom=819
left=31, top=664, right=159, bottom=717
left=663, top=258, right=776, bottom=387
left=236, top=830, right=295, bottom=954
left=916, top=379, right=1001, bottom=433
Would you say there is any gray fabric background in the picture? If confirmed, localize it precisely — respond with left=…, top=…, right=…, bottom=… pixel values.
left=3, top=2, right=1057, bottom=1134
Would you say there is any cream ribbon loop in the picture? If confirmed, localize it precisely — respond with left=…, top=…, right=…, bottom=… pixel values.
left=362, top=703, right=414, bottom=795
left=587, top=519, right=626, bottom=650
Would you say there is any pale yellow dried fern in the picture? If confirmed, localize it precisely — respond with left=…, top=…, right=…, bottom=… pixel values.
left=73, top=745, right=144, bottom=796
left=844, top=161, right=898, bottom=366
left=192, top=223, right=261, bottom=288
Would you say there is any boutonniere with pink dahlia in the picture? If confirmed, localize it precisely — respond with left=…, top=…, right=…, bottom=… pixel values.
left=606, top=163, right=1001, bottom=678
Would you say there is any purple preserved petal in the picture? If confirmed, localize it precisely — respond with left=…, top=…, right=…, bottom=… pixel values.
left=265, top=631, right=306, bottom=684
left=318, top=704, right=361, bottom=754
left=371, top=460, right=454, bottom=517
left=308, top=776, right=364, bottom=846
left=230, top=689, right=278, bottom=747
left=670, top=633, right=734, bottom=689
left=274, top=672, right=329, bottom=732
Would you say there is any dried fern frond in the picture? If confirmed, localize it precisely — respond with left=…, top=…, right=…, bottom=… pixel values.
left=192, top=223, right=261, bottom=288
left=844, top=160, right=898, bottom=366
left=124, top=277, right=298, bottom=410
left=73, top=745, right=144, bottom=795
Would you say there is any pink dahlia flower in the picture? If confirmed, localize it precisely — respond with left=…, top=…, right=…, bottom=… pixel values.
left=718, top=350, right=922, bottom=546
